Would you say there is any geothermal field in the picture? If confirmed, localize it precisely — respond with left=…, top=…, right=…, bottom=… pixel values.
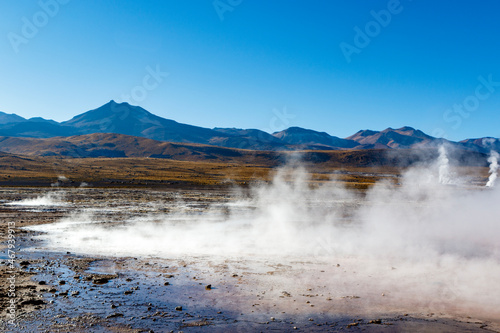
left=1, top=148, right=500, bottom=332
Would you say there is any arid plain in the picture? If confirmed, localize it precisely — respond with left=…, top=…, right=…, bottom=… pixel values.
left=1, top=147, right=499, bottom=332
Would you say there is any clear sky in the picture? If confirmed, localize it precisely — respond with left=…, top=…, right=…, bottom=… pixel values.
left=1, top=0, right=499, bottom=141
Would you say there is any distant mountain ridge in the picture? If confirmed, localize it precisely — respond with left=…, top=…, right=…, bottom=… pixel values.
left=0, top=101, right=498, bottom=154
left=0, top=133, right=489, bottom=169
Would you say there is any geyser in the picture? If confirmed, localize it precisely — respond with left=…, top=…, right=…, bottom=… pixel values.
left=486, top=150, right=499, bottom=187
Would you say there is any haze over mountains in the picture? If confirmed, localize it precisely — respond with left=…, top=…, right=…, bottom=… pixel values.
left=0, top=100, right=498, bottom=157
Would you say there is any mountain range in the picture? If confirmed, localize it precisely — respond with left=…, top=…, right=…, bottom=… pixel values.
left=0, top=100, right=498, bottom=156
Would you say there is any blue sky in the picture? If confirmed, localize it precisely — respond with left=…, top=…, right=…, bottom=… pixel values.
left=1, top=0, right=499, bottom=141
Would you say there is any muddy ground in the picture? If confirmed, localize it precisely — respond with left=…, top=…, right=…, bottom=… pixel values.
left=0, top=187, right=498, bottom=332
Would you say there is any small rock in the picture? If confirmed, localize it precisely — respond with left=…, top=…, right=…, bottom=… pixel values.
left=106, top=313, right=124, bottom=319
left=205, top=284, right=212, bottom=290
left=175, top=306, right=183, bottom=311
left=93, top=277, right=109, bottom=285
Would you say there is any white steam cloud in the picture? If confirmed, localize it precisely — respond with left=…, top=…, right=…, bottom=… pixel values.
left=486, top=150, right=499, bottom=187
left=26, top=149, right=500, bottom=260
left=24, top=147, right=500, bottom=320
left=437, top=145, right=452, bottom=184
left=7, top=191, right=67, bottom=206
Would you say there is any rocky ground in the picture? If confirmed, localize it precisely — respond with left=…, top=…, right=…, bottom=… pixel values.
left=0, top=187, right=498, bottom=332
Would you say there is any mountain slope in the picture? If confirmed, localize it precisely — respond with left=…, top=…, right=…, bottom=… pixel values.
left=346, top=126, right=438, bottom=149
left=213, top=127, right=283, bottom=144
left=61, top=100, right=230, bottom=144
left=211, top=127, right=292, bottom=150
left=0, top=111, right=26, bottom=124
left=27, top=117, right=59, bottom=125
left=459, top=137, right=500, bottom=154
left=0, top=112, right=71, bottom=138
left=273, top=127, right=358, bottom=149
left=0, top=133, right=262, bottom=162
left=0, top=121, right=74, bottom=138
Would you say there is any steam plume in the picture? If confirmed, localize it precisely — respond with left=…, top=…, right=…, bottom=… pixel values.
left=486, top=150, right=499, bottom=187
left=7, top=191, right=67, bottom=206
left=437, top=145, right=451, bottom=184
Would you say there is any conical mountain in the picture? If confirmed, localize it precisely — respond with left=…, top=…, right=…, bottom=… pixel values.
left=62, top=100, right=226, bottom=144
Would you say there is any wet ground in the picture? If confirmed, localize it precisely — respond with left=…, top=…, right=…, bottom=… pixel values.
left=0, top=187, right=499, bottom=332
